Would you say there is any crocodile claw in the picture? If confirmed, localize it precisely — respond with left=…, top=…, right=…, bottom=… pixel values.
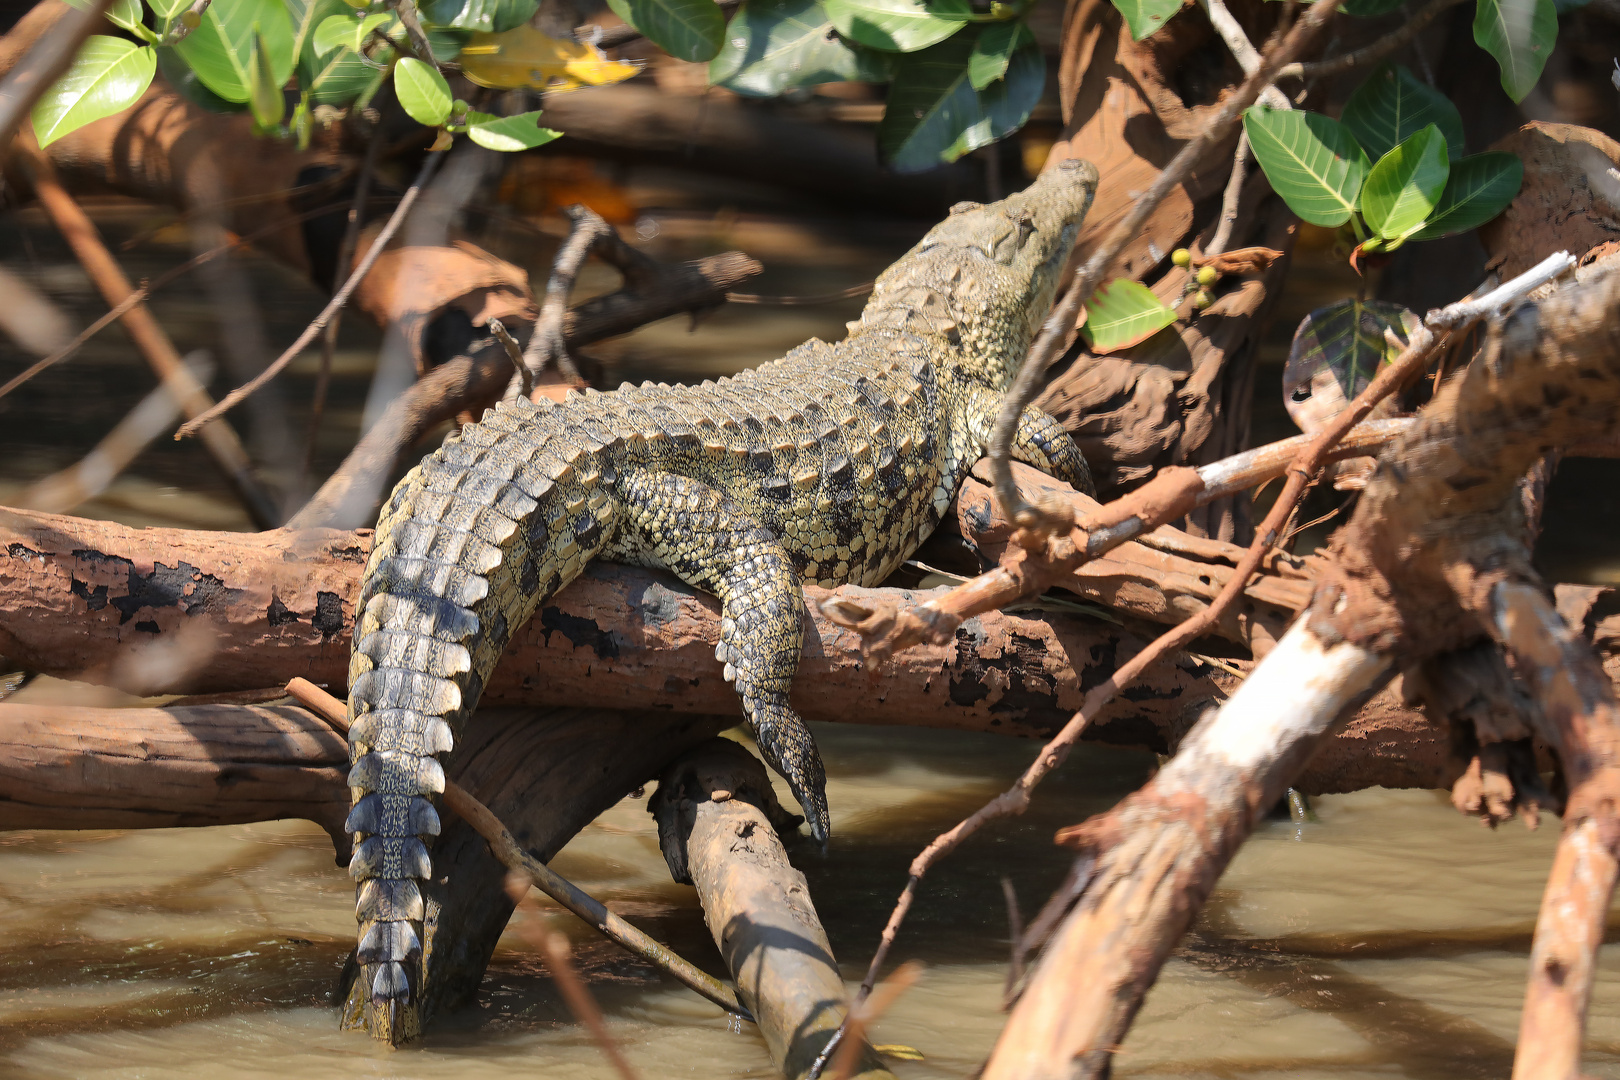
left=749, top=698, right=830, bottom=848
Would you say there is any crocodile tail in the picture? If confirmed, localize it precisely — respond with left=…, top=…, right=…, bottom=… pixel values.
left=344, top=401, right=613, bottom=1042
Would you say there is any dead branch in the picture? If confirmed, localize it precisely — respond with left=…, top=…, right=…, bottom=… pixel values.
left=175, top=152, right=447, bottom=440
left=286, top=677, right=751, bottom=1022
left=0, top=502, right=1492, bottom=790
left=986, top=260, right=1620, bottom=1080
left=651, top=739, right=894, bottom=1080
left=286, top=247, right=763, bottom=529
left=520, top=203, right=618, bottom=386
left=823, top=420, right=1409, bottom=660
left=1488, top=584, right=1620, bottom=1080
left=1277, top=0, right=1471, bottom=82
left=14, top=137, right=282, bottom=528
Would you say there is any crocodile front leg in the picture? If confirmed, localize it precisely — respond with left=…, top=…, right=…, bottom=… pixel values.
left=965, top=386, right=1095, bottom=497
left=611, top=468, right=830, bottom=843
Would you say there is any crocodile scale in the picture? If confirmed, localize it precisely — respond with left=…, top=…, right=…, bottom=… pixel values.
left=344, top=160, right=1100, bottom=1041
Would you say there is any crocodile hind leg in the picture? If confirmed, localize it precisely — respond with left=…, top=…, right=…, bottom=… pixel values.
left=611, top=468, right=830, bottom=843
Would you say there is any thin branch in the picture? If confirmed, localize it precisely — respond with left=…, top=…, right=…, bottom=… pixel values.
left=176, top=151, right=446, bottom=441
left=0, top=0, right=110, bottom=151
left=829, top=961, right=924, bottom=1080
left=1278, top=0, right=1470, bottom=81
left=987, top=0, right=1346, bottom=533
left=301, top=128, right=384, bottom=491
left=0, top=199, right=359, bottom=405
left=284, top=677, right=753, bottom=1022
left=15, top=351, right=214, bottom=514
left=18, top=137, right=280, bottom=528
left=538, top=930, right=641, bottom=1080
left=1199, top=0, right=1287, bottom=258
left=520, top=204, right=618, bottom=388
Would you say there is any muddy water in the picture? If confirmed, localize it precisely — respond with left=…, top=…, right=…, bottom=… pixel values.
left=2, top=184, right=1620, bottom=1079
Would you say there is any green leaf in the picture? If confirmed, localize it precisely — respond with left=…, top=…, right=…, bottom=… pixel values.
left=249, top=30, right=285, bottom=127
left=1108, top=0, right=1184, bottom=40
left=710, top=0, right=892, bottom=94
left=967, top=18, right=1031, bottom=89
left=156, top=44, right=245, bottom=111
left=1243, top=106, right=1371, bottom=228
left=313, top=13, right=357, bottom=54
left=1360, top=124, right=1450, bottom=239
left=1474, top=0, right=1557, bottom=102
left=419, top=0, right=539, bottom=33
left=146, top=0, right=188, bottom=19
left=287, top=0, right=328, bottom=55
left=1081, top=278, right=1178, bottom=354
left=465, top=108, right=562, bottom=150
left=606, top=0, right=724, bottom=60
left=824, top=0, right=971, bottom=53
left=1340, top=63, right=1466, bottom=161
left=395, top=55, right=453, bottom=125
left=878, top=31, right=1043, bottom=172
left=302, top=45, right=385, bottom=104
left=105, top=0, right=158, bottom=42
left=174, top=0, right=295, bottom=102
left=1339, top=0, right=1404, bottom=14
left=31, top=36, right=157, bottom=147
left=1412, top=151, right=1524, bottom=238
left=1283, top=299, right=1418, bottom=431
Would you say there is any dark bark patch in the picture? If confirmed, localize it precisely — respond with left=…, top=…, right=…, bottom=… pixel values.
left=267, top=596, right=299, bottom=627
left=313, top=592, right=345, bottom=639
left=539, top=606, right=622, bottom=659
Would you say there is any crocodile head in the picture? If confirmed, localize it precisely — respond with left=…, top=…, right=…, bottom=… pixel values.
left=857, top=157, right=1100, bottom=390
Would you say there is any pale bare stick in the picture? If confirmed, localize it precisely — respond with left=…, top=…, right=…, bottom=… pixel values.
left=176, top=150, right=446, bottom=440
left=284, top=678, right=753, bottom=1021
left=986, top=0, right=1347, bottom=533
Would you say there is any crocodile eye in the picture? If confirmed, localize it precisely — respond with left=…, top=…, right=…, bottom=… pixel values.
left=991, top=230, right=1020, bottom=264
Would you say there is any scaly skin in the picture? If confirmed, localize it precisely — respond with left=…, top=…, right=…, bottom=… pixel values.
left=344, top=160, right=1101, bottom=1041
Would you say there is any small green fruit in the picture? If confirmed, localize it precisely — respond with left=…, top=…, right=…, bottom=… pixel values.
left=1196, top=266, right=1218, bottom=287
left=1192, top=289, right=1213, bottom=310
left=180, top=8, right=201, bottom=27
left=1171, top=248, right=1191, bottom=268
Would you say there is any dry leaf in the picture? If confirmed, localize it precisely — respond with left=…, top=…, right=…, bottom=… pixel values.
left=460, top=26, right=641, bottom=92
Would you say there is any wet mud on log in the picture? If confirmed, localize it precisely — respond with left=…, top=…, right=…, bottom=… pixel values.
left=652, top=739, right=894, bottom=1080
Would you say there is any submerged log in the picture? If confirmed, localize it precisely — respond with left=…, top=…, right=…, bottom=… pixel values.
left=652, top=739, right=894, bottom=1080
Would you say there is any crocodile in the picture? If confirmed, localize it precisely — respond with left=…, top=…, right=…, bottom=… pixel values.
left=343, top=159, right=1101, bottom=1041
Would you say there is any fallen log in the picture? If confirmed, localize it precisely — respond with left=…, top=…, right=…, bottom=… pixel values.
left=651, top=739, right=894, bottom=1080
left=0, top=505, right=1221, bottom=747
left=0, top=701, right=349, bottom=842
